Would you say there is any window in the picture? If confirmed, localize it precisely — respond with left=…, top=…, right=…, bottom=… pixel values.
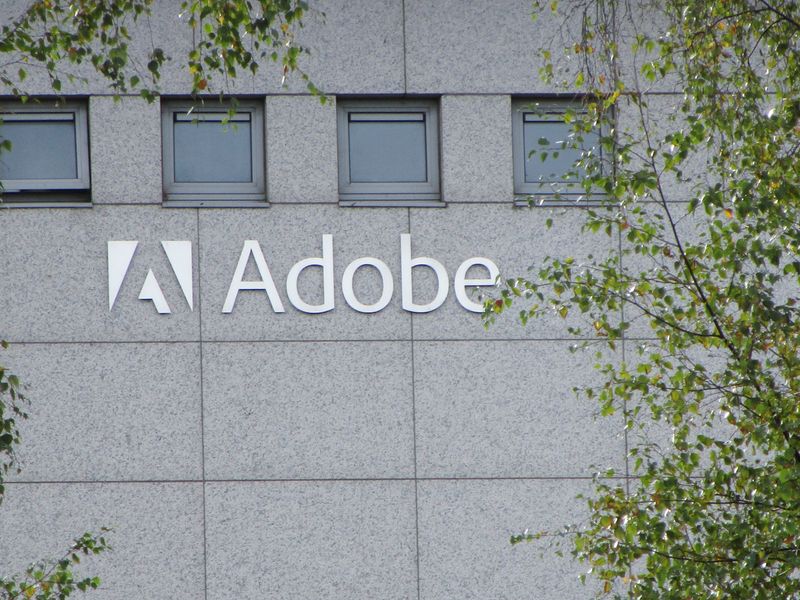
left=0, top=101, right=90, bottom=201
left=512, top=99, right=601, bottom=201
left=162, top=99, right=265, bottom=205
left=337, top=99, right=440, bottom=206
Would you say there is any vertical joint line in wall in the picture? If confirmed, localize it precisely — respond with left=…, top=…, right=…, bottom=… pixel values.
left=401, top=0, right=408, bottom=94
left=411, top=329, right=421, bottom=600
left=611, top=0, right=634, bottom=569
left=617, top=219, right=630, bottom=495
left=408, top=208, right=416, bottom=480
left=408, top=207, right=421, bottom=600
left=196, top=209, right=209, bottom=600
left=609, top=0, right=629, bottom=494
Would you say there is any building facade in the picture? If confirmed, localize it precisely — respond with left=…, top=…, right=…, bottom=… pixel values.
left=0, top=1, right=629, bottom=598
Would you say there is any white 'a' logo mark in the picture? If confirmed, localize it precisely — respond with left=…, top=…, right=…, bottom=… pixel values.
left=108, top=241, right=193, bottom=314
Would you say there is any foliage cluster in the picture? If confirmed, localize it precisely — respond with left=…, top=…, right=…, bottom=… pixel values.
left=490, top=1, right=800, bottom=597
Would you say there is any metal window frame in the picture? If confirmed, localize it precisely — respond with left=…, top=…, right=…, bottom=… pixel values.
left=161, top=99, right=266, bottom=203
left=0, top=101, right=90, bottom=195
left=337, top=98, right=442, bottom=207
left=512, top=98, right=603, bottom=203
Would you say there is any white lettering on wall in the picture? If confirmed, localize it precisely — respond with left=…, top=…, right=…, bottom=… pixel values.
left=454, top=257, right=500, bottom=313
left=222, top=240, right=285, bottom=314
left=342, top=257, right=394, bottom=313
left=400, top=233, right=449, bottom=313
left=161, top=241, right=194, bottom=310
left=286, top=235, right=334, bottom=314
left=108, top=240, right=139, bottom=310
left=108, top=236, right=500, bottom=316
left=107, top=240, right=193, bottom=314
left=138, top=269, right=171, bottom=314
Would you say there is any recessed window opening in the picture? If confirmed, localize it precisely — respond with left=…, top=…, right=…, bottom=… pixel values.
left=513, top=99, right=603, bottom=202
left=337, top=99, right=441, bottom=207
left=0, top=101, right=90, bottom=200
left=173, top=111, right=253, bottom=184
left=347, top=112, right=428, bottom=183
left=161, top=99, right=265, bottom=205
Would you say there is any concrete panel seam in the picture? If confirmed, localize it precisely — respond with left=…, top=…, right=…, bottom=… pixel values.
left=402, top=0, right=408, bottom=94
left=5, top=475, right=628, bottom=484
left=4, top=336, right=623, bottom=344
left=409, top=202, right=421, bottom=600
left=196, top=209, right=210, bottom=600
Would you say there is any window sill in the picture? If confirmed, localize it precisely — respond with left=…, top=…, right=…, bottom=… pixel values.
left=163, top=199, right=270, bottom=208
left=339, top=199, right=446, bottom=208
left=0, top=200, right=92, bottom=209
left=513, top=192, right=608, bottom=208
left=0, top=189, right=92, bottom=208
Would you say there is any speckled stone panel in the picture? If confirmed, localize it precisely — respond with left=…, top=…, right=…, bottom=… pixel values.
left=417, top=478, right=607, bottom=600
left=414, top=340, right=625, bottom=478
left=408, top=203, right=620, bottom=340
left=619, top=201, right=704, bottom=340
left=622, top=343, right=742, bottom=475
left=197, top=204, right=411, bottom=341
left=0, top=482, right=204, bottom=600
left=266, top=95, right=338, bottom=203
left=405, top=0, right=583, bottom=94
left=440, top=95, right=514, bottom=203
left=127, top=0, right=196, bottom=94
left=0, top=1, right=192, bottom=95
left=3, top=343, right=202, bottom=481
left=0, top=206, right=199, bottom=342
left=205, top=480, right=417, bottom=600
left=90, top=96, right=162, bottom=204
left=616, top=4, right=683, bottom=93
left=283, top=0, right=406, bottom=95
left=616, top=93, right=708, bottom=204
left=0, top=0, right=99, bottom=94
left=140, top=0, right=406, bottom=96
left=202, top=341, right=414, bottom=479
left=0, top=0, right=405, bottom=96
left=0, top=1, right=206, bottom=95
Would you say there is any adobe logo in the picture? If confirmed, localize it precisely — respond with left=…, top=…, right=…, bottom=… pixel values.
left=107, top=241, right=193, bottom=314
left=108, top=235, right=500, bottom=315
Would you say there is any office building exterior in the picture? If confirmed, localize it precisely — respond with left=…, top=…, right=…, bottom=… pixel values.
left=0, top=1, right=630, bottom=597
